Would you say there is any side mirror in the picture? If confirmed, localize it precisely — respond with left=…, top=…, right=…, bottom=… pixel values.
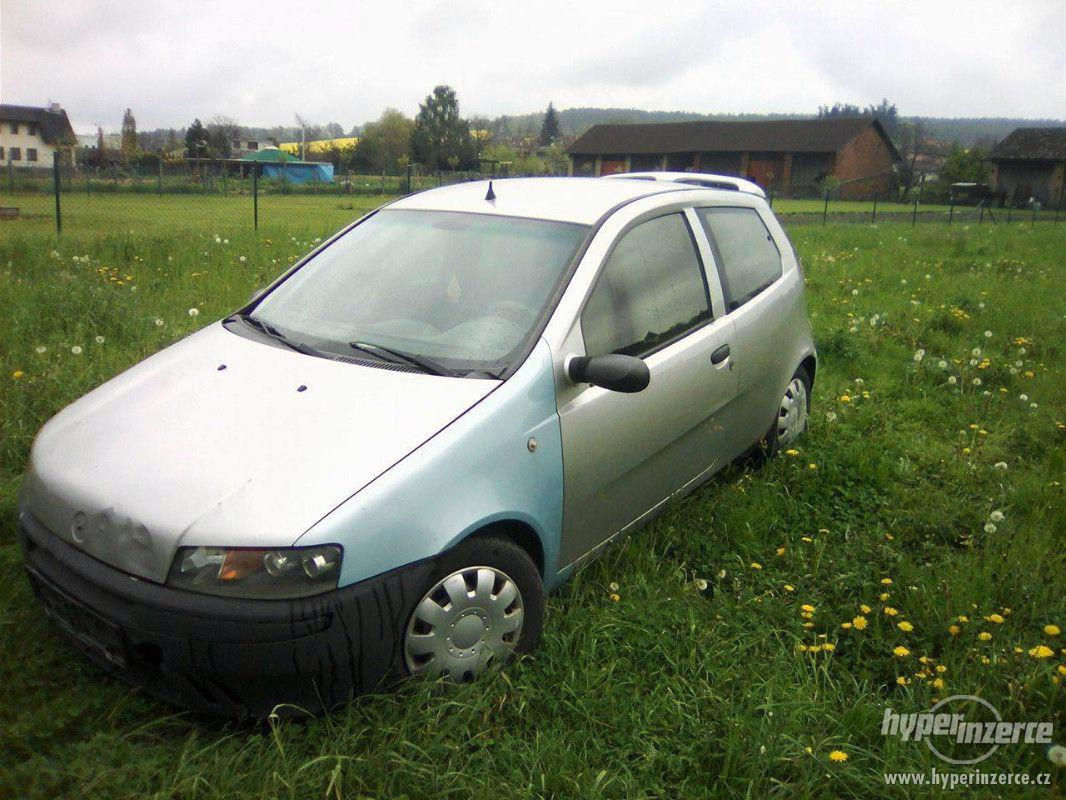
left=567, top=354, right=650, bottom=393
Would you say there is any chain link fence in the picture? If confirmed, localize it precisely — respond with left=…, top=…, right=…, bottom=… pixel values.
left=2, top=154, right=1062, bottom=237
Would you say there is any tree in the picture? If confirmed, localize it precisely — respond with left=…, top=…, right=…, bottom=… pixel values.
left=356, top=108, right=414, bottom=172
left=940, top=143, right=990, bottom=185
left=411, top=85, right=473, bottom=171
left=539, top=102, right=561, bottom=145
left=206, top=115, right=241, bottom=158
left=120, top=108, right=137, bottom=162
left=324, top=122, right=345, bottom=139
left=185, top=118, right=210, bottom=159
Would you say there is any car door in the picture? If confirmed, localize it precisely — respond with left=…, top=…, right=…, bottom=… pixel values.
left=556, top=210, right=743, bottom=567
left=695, top=205, right=796, bottom=445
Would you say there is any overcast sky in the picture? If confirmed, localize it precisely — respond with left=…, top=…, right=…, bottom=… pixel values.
left=2, top=0, right=1064, bottom=134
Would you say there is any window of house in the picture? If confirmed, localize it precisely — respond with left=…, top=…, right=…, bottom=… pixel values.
left=28, top=124, right=37, bottom=136
left=27, top=148, right=37, bottom=162
left=697, top=207, right=782, bottom=311
left=233, top=140, right=241, bottom=149
left=9, top=123, right=18, bottom=134
left=248, top=142, right=258, bottom=150
left=581, top=213, right=712, bottom=358
left=10, top=147, right=21, bottom=161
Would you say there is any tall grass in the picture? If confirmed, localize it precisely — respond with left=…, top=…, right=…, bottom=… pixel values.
left=0, top=217, right=1063, bottom=798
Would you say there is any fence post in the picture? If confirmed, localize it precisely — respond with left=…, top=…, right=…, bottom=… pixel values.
left=948, top=196, right=954, bottom=226
left=86, top=167, right=90, bottom=195
left=822, top=189, right=829, bottom=225
left=381, top=168, right=386, bottom=195
left=911, top=189, right=919, bottom=226
left=53, top=152, right=62, bottom=235
left=871, top=194, right=878, bottom=224
left=405, top=163, right=413, bottom=194
left=1031, top=203, right=1037, bottom=227
left=253, top=167, right=259, bottom=231
left=767, top=190, right=774, bottom=209
left=979, top=203, right=985, bottom=225
left=1006, top=199, right=1012, bottom=224
left=7, top=160, right=13, bottom=193
left=158, top=157, right=163, bottom=193
left=1056, top=196, right=1062, bottom=224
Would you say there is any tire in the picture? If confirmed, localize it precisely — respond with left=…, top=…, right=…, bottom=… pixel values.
left=401, top=535, right=543, bottom=682
left=758, top=364, right=812, bottom=459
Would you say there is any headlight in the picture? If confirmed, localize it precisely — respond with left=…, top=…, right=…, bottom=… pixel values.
left=166, top=545, right=343, bottom=599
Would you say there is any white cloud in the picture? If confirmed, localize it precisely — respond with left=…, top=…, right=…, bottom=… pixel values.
left=1, top=0, right=1062, bottom=132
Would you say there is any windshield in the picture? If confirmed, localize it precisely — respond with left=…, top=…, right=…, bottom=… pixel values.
left=251, top=209, right=588, bottom=375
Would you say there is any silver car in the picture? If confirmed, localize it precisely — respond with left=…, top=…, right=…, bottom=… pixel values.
left=19, top=175, right=815, bottom=716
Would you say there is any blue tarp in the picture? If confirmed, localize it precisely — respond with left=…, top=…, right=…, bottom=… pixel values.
left=260, top=162, right=334, bottom=184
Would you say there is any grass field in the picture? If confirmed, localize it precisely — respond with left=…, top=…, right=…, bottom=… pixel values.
left=1, top=208, right=1064, bottom=798
left=3, top=189, right=1061, bottom=238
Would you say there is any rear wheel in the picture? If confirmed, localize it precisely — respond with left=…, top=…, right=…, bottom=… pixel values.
left=760, top=365, right=811, bottom=457
left=403, top=536, right=543, bottom=682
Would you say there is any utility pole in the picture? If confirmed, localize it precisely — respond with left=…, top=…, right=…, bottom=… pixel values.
left=295, top=113, right=307, bottom=161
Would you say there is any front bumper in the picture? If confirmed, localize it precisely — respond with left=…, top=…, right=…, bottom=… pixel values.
left=19, top=511, right=432, bottom=718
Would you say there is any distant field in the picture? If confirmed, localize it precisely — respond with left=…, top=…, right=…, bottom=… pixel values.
left=1, top=204, right=1064, bottom=797
left=0, top=192, right=393, bottom=236
left=2, top=190, right=1060, bottom=239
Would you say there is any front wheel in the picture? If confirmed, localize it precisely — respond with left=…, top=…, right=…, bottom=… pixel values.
left=402, top=536, right=543, bottom=683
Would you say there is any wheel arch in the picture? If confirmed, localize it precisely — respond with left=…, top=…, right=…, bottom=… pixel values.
left=454, top=518, right=546, bottom=578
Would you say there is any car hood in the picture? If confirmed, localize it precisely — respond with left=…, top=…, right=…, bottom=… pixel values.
left=20, top=323, right=497, bottom=583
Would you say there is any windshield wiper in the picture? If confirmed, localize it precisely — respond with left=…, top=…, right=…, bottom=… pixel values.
left=233, top=313, right=320, bottom=357
left=349, top=341, right=451, bottom=376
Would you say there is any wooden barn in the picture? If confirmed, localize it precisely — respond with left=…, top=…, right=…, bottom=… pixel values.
left=989, top=128, right=1066, bottom=206
left=566, top=117, right=901, bottom=198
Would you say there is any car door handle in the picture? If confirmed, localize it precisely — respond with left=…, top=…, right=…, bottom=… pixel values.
left=710, top=344, right=731, bottom=365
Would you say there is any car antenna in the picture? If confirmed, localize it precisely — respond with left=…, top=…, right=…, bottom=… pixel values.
left=485, top=180, right=496, bottom=201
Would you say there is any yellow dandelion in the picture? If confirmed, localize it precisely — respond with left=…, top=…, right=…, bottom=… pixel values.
left=896, top=675, right=909, bottom=686
left=823, top=642, right=836, bottom=652
left=801, top=604, right=816, bottom=613
left=808, top=463, right=817, bottom=470
left=783, top=584, right=795, bottom=592
left=897, top=621, right=914, bottom=632
left=879, top=593, right=891, bottom=602
left=935, top=664, right=947, bottom=673
left=932, top=678, right=945, bottom=689
left=776, top=547, right=786, bottom=556
left=1057, top=665, right=1066, bottom=676
left=980, top=656, right=991, bottom=665
left=808, top=644, right=822, bottom=653
left=978, top=631, right=992, bottom=641
left=841, top=622, right=853, bottom=630
left=750, top=562, right=763, bottom=570
left=957, top=615, right=969, bottom=623
left=1029, top=645, right=1054, bottom=659
left=839, top=395, right=851, bottom=404
left=893, top=646, right=910, bottom=658
left=1014, top=647, right=1023, bottom=654
left=609, top=593, right=620, bottom=602
left=1044, top=625, right=1061, bottom=636
left=785, top=449, right=799, bottom=456
left=987, top=614, right=1004, bottom=624
left=884, top=607, right=899, bottom=617
left=795, top=644, right=808, bottom=652
left=860, top=604, right=872, bottom=614
left=880, top=578, right=893, bottom=585
left=828, top=750, right=848, bottom=762
left=852, top=616, right=868, bottom=630
left=12, top=370, right=25, bottom=380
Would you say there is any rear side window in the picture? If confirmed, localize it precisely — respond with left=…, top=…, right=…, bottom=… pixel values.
left=581, top=213, right=711, bottom=358
left=697, top=207, right=782, bottom=311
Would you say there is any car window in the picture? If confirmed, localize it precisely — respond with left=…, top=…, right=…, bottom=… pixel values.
left=697, top=207, right=782, bottom=311
left=581, top=213, right=711, bottom=358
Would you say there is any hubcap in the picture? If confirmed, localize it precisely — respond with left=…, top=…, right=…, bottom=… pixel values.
left=776, top=377, right=808, bottom=447
left=404, top=566, right=524, bottom=681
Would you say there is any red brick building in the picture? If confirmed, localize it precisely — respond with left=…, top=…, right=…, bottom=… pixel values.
left=566, top=118, right=901, bottom=199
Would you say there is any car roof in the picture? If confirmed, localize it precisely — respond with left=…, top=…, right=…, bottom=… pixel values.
left=388, top=176, right=745, bottom=225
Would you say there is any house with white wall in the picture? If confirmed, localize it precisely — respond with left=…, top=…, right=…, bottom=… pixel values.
left=0, top=103, right=77, bottom=169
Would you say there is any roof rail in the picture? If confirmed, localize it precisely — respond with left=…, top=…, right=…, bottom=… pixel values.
left=602, top=171, right=766, bottom=199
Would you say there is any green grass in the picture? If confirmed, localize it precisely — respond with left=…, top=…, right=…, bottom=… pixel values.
left=1, top=212, right=1064, bottom=798
left=0, top=192, right=396, bottom=236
